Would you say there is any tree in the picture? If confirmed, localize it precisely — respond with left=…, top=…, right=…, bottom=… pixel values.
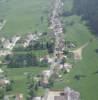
left=60, top=57, right=66, bottom=66
left=26, top=75, right=37, bottom=100
left=7, top=52, right=39, bottom=68
left=47, top=41, right=54, bottom=54
left=5, top=84, right=13, bottom=91
left=40, top=16, right=44, bottom=23
left=0, top=88, right=5, bottom=99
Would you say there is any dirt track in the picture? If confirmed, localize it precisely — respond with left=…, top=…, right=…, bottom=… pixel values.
left=71, top=42, right=89, bottom=60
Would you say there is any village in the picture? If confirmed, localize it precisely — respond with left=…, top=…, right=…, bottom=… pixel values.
left=0, top=0, right=82, bottom=100
left=1, top=0, right=98, bottom=99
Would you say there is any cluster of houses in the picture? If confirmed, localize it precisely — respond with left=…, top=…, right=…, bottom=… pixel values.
left=0, top=32, right=43, bottom=57
left=1, top=36, right=21, bottom=50
left=33, top=0, right=80, bottom=100
left=33, top=87, right=80, bottom=100
left=39, top=52, right=72, bottom=87
left=49, top=0, right=65, bottom=54
left=32, top=0, right=74, bottom=90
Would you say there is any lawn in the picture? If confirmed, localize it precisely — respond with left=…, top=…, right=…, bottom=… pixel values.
left=0, top=0, right=52, bottom=37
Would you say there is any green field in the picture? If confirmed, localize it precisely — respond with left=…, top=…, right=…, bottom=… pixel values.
left=0, top=0, right=52, bottom=37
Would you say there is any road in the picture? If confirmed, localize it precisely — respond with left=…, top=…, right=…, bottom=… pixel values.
left=49, top=0, right=65, bottom=73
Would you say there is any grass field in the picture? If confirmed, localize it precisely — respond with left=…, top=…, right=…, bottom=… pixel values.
left=0, top=0, right=52, bottom=37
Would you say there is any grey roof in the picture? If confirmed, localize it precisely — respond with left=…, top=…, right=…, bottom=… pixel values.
left=54, top=96, right=67, bottom=100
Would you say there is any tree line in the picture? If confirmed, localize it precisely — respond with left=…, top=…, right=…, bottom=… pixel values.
left=73, top=0, right=98, bottom=35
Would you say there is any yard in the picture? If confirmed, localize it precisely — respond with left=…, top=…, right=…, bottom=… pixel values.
left=2, top=66, right=47, bottom=99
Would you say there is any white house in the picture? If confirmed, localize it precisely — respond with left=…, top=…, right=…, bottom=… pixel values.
left=60, top=63, right=72, bottom=72
left=0, top=50, right=12, bottom=57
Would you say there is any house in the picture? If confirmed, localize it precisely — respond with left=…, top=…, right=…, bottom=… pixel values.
left=60, top=63, right=72, bottom=72
left=42, top=70, right=52, bottom=79
left=4, top=95, right=10, bottom=100
left=0, top=37, right=5, bottom=42
left=40, top=70, right=53, bottom=87
left=0, top=50, right=12, bottom=57
left=0, top=79, right=10, bottom=86
left=37, top=32, right=43, bottom=36
left=0, top=68, right=4, bottom=74
left=11, top=35, right=21, bottom=43
left=15, top=94, right=23, bottom=100
left=22, top=33, right=39, bottom=47
left=10, top=35, right=21, bottom=48
left=63, top=87, right=80, bottom=100
left=33, top=97, right=42, bottom=100
left=0, top=69, right=10, bottom=88
left=40, top=55, right=54, bottom=64
left=2, top=39, right=12, bottom=49
left=54, top=96, right=66, bottom=100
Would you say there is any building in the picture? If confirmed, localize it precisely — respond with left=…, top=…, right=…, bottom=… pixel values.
left=43, top=87, right=80, bottom=100
left=0, top=50, right=12, bottom=57
left=22, top=33, right=39, bottom=47
left=15, top=94, right=23, bottom=100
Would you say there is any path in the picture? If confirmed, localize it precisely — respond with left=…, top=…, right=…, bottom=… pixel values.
left=0, top=20, right=6, bottom=31
left=70, top=42, right=89, bottom=60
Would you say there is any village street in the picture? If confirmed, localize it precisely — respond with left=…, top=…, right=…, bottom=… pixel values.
left=48, top=0, right=65, bottom=77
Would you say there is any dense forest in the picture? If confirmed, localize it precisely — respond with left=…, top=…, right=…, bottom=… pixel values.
left=73, top=0, right=98, bottom=35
